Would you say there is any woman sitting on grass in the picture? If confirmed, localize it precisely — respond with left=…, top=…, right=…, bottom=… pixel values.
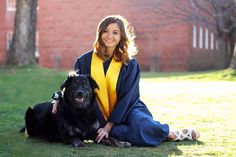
left=53, top=15, right=200, bottom=146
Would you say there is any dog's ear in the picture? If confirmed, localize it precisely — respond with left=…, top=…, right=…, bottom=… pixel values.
left=60, top=77, right=73, bottom=90
left=60, top=71, right=78, bottom=90
left=60, top=79, right=66, bottom=90
left=87, top=75, right=99, bottom=90
left=60, top=81, right=66, bottom=90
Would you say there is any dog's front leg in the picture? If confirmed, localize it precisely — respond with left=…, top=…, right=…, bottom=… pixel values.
left=100, top=137, right=132, bottom=147
left=71, top=138, right=85, bottom=147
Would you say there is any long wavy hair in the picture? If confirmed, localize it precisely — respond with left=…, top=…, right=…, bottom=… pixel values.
left=93, top=15, right=138, bottom=63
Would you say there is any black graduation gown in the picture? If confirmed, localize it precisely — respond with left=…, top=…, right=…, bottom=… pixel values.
left=74, top=50, right=169, bottom=146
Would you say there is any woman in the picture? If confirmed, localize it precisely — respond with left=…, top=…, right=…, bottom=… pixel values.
left=53, top=15, right=200, bottom=146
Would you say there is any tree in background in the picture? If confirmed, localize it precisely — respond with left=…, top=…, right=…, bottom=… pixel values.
left=6, top=0, right=37, bottom=66
left=230, top=44, right=236, bottom=69
left=155, top=0, right=236, bottom=70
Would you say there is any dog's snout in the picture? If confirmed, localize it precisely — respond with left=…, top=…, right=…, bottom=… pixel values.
left=76, top=90, right=84, bottom=97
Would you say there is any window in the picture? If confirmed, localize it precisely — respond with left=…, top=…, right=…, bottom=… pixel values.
left=6, top=0, right=16, bottom=11
left=199, top=26, right=203, bottom=49
left=35, top=32, right=39, bottom=58
left=193, top=25, right=197, bottom=48
left=205, top=28, right=209, bottom=49
left=210, top=32, right=214, bottom=50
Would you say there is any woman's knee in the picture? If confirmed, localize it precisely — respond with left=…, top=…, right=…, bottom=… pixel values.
left=110, top=124, right=128, bottom=141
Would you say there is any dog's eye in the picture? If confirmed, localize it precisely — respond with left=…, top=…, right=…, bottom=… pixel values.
left=84, top=84, right=89, bottom=89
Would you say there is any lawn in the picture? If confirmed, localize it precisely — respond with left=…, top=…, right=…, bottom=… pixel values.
left=0, top=65, right=236, bottom=157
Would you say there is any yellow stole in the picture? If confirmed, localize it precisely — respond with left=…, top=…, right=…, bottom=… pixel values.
left=91, top=52, right=122, bottom=120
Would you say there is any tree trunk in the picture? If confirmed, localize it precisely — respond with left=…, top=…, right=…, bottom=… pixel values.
left=215, top=37, right=227, bottom=69
left=6, top=0, right=37, bottom=66
left=229, top=42, right=236, bottom=70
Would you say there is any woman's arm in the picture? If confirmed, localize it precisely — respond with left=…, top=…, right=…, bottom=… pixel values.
left=95, top=60, right=140, bottom=142
left=107, top=59, right=141, bottom=124
left=96, top=122, right=114, bottom=143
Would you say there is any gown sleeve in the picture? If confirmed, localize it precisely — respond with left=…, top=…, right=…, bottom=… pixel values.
left=74, top=59, right=81, bottom=73
left=74, top=59, right=80, bottom=71
left=107, top=59, right=141, bottom=124
left=73, top=51, right=92, bottom=75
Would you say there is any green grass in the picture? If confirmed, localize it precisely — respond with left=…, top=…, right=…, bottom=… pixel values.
left=141, top=68, right=236, bottom=81
left=1, top=65, right=236, bottom=157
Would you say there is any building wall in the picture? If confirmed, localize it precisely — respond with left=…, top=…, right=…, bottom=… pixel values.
left=0, top=0, right=16, bottom=64
left=0, top=0, right=6, bottom=64
left=38, top=0, right=195, bottom=71
left=38, top=0, right=150, bottom=69
left=0, top=0, right=218, bottom=71
left=189, top=24, right=219, bottom=70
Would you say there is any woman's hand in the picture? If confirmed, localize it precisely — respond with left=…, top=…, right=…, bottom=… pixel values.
left=96, top=128, right=109, bottom=143
left=96, top=122, right=114, bottom=143
left=52, top=100, right=58, bottom=114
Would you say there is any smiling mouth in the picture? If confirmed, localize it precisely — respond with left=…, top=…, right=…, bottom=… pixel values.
left=75, top=98, right=85, bottom=103
left=104, top=40, right=114, bottom=43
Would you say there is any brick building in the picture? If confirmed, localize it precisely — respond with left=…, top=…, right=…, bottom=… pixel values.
left=0, top=0, right=15, bottom=64
left=0, top=0, right=220, bottom=71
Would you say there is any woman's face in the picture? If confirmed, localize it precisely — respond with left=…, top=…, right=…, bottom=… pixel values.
left=101, top=23, right=121, bottom=50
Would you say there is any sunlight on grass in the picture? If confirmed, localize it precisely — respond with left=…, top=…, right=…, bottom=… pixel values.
left=140, top=80, right=236, bottom=156
left=141, top=68, right=236, bottom=81
left=0, top=66, right=236, bottom=156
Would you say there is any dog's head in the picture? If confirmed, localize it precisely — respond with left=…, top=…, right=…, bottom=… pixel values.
left=60, top=72, right=99, bottom=110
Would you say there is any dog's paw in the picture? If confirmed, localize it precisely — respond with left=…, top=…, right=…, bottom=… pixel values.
left=71, top=139, right=85, bottom=147
left=109, top=137, right=131, bottom=148
left=101, top=137, right=132, bottom=148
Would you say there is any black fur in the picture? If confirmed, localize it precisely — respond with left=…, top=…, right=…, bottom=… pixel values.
left=21, top=73, right=131, bottom=147
left=21, top=74, right=99, bottom=147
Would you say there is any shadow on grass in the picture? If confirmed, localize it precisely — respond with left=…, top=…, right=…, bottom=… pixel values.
left=16, top=131, right=205, bottom=157
left=155, top=140, right=204, bottom=156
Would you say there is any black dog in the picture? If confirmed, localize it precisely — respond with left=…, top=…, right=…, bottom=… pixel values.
left=21, top=72, right=131, bottom=147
